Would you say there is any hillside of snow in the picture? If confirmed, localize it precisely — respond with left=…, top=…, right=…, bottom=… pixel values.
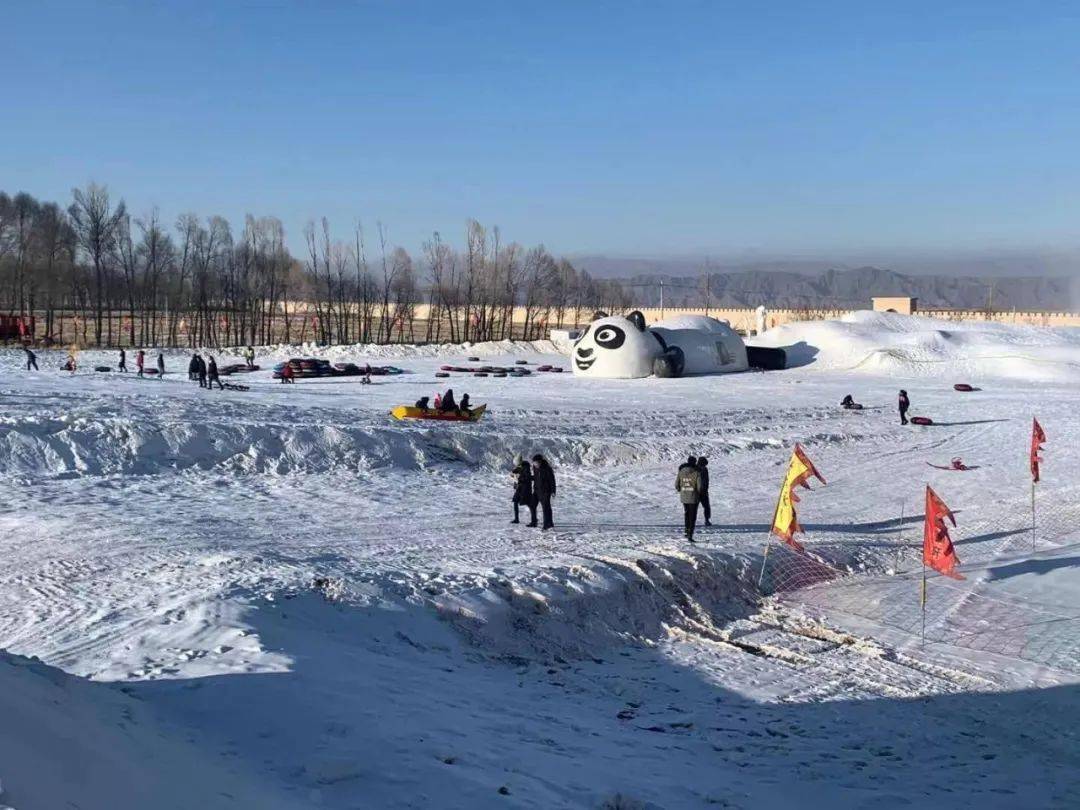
left=1, top=314, right=1079, bottom=808
left=749, top=310, right=1080, bottom=382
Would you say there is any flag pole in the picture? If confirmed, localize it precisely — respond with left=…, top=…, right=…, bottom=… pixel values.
left=1031, top=478, right=1036, bottom=553
left=894, top=501, right=905, bottom=575
left=757, top=536, right=772, bottom=590
left=920, top=563, right=927, bottom=647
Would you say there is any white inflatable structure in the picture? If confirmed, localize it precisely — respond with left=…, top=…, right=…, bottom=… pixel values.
left=571, top=311, right=750, bottom=379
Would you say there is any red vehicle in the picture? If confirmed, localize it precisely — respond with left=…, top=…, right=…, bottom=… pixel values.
left=0, top=315, right=35, bottom=341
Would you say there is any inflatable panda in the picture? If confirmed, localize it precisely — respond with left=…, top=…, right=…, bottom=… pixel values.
left=571, top=311, right=751, bottom=379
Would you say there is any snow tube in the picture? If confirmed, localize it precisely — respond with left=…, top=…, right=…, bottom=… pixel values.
left=843, top=403, right=864, bottom=410
left=494, top=372, right=507, bottom=378
left=474, top=372, right=488, bottom=377
left=953, top=383, right=976, bottom=392
left=468, top=356, right=480, bottom=362
left=94, top=365, right=112, bottom=372
left=435, top=372, right=450, bottom=378
left=746, top=346, right=787, bottom=371
left=551, top=367, right=564, bottom=373
left=515, top=360, right=528, bottom=365
left=537, top=365, right=553, bottom=372
left=391, top=404, right=487, bottom=422
left=440, top=365, right=454, bottom=371
left=910, top=416, right=934, bottom=426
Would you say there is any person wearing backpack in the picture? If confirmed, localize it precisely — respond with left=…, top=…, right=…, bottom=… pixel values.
left=675, top=455, right=703, bottom=542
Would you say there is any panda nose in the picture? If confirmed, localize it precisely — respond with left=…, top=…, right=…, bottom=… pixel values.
left=577, top=347, right=594, bottom=358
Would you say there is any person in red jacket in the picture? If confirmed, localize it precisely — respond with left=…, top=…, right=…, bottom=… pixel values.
left=280, top=363, right=295, bottom=384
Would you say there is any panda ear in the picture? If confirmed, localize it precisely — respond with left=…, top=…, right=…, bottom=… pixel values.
left=627, top=311, right=646, bottom=332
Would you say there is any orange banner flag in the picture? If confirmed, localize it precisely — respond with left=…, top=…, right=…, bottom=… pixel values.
left=1030, top=418, right=1046, bottom=483
left=770, top=444, right=826, bottom=551
left=923, top=486, right=963, bottom=580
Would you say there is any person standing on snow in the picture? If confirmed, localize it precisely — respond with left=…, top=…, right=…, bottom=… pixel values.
left=676, top=455, right=703, bottom=542
left=23, top=346, right=38, bottom=371
left=531, top=454, right=556, bottom=531
left=511, top=455, right=536, bottom=526
left=188, top=353, right=199, bottom=381
left=898, top=389, right=910, bottom=426
left=696, top=456, right=712, bottom=527
left=196, top=354, right=207, bottom=387
left=244, top=346, right=256, bottom=369
left=156, top=352, right=165, bottom=380
left=136, top=349, right=145, bottom=377
left=206, top=355, right=223, bottom=390
left=118, top=348, right=127, bottom=372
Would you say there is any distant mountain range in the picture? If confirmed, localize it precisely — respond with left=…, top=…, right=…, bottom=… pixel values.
left=583, top=264, right=1078, bottom=311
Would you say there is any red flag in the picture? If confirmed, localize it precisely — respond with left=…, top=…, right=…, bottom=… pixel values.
left=923, top=486, right=963, bottom=580
left=1030, top=418, right=1046, bottom=483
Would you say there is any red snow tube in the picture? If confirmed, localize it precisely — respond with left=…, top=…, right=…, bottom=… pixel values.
left=910, top=416, right=934, bottom=426
left=953, top=383, right=975, bottom=392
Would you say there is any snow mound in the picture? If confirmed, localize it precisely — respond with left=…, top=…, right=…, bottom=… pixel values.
left=749, top=310, right=1080, bottom=381
left=0, top=649, right=294, bottom=809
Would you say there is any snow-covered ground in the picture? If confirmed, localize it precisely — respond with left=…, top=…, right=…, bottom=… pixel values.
left=1, top=311, right=1079, bottom=809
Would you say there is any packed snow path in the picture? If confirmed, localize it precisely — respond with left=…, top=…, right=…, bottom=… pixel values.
left=1, top=314, right=1079, bottom=808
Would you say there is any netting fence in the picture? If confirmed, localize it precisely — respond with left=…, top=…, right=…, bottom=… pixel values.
left=758, top=482, right=1080, bottom=675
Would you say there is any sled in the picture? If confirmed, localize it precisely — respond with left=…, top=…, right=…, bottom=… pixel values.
left=910, top=416, right=934, bottom=426
left=390, top=404, right=487, bottom=422
left=94, top=365, right=112, bottom=372
left=842, top=403, right=864, bottom=410
left=223, top=382, right=250, bottom=392
left=927, top=458, right=977, bottom=471
left=435, top=372, right=451, bottom=378
left=953, top=383, right=978, bottom=392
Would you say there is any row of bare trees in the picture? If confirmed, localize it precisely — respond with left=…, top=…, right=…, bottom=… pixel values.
left=0, top=185, right=626, bottom=348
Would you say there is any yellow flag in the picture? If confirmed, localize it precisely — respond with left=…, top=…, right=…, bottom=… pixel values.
left=770, top=444, right=826, bottom=550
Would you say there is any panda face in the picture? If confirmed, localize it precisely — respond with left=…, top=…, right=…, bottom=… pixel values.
left=572, top=315, right=659, bottom=378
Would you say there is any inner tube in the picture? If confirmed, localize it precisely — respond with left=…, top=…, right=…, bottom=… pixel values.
left=953, top=383, right=975, bottom=392
left=435, top=372, right=450, bottom=378
left=910, top=416, right=934, bottom=426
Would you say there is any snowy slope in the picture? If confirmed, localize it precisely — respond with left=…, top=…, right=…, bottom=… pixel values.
left=2, top=317, right=1080, bottom=807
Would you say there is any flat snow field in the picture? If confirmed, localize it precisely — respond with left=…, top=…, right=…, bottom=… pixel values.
left=1, top=312, right=1079, bottom=809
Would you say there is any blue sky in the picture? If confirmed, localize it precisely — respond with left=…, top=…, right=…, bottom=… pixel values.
left=5, top=1, right=1080, bottom=258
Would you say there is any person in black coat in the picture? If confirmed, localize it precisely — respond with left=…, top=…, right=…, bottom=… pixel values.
left=188, top=354, right=200, bottom=381
left=440, top=389, right=457, bottom=411
left=696, top=456, right=712, bottom=527
left=206, top=355, right=223, bottom=390
left=511, top=455, right=536, bottom=525
left=898, top=389, right=910, bottom=425
left=415, top=396, right=430, bottom=410
left=531, top=454, right=556, bottom=530
left=23, top=346, right=38, bottom=371
left=196, top=354, right=207, bottom=388
left=118, top=348, right=127, bottom=372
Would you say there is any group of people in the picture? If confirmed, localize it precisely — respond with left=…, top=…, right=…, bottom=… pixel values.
left=415, top=388, right=472, bottom=415
left=509, top=454, right=557, bottom=530
left=839, top=390, right=913, bottom=425
left=187, top=353, right=223, bottom=389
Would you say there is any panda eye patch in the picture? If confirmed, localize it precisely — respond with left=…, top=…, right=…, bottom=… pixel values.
left=594, top=325, right=626, bottom=349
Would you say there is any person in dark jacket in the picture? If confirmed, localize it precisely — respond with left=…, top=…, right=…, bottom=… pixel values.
left=118, top=348, right=127, bottom=372
left=207, top=355, right=223, bottom=390
left=440, top=389, right=457, bottom=412
left=156, top=352, right=165, bottom=380
left=675, top=455, right=703, bottom=541
left=459, top=393, right=471, bottom=415
left=841, top=394, right=855, bottom=409
left=196, top=354, right=207, bottom=387
left=188, top=354, right=200, bottom=381
left=696, top=456, right=712, bottom=527
left=415, top=396, right=431, bottom=410
left=23, top=346, right=38, bottom=371
left=898, top=389, right=910, bottom=425
left=531, top=454, right=556, bottom=530
left=511, top=455, right=536, bottom=525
